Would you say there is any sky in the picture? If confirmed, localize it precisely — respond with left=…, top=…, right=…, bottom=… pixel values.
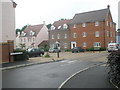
left=14, top=0, right=120, bottom=29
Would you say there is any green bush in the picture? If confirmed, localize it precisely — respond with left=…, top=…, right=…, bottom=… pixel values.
left=65, top=49, right=71, bottom=52
left=86, top=47, right=94, bottom=51
left=13, top=49, right=29, bottom=61
left=100, top=47, right=106, bottom=51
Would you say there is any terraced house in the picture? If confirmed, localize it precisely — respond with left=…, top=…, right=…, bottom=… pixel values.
left=49, top=19, right=71, bottom=51
left=70, top=5, right=116, bottom=49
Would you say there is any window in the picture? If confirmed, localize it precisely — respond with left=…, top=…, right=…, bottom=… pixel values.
left=82, top=32, right=87, bottom=37
left=73, top=24, right=76, bottom=28
left=95, top=31, right=99, bottom=37
left=58, top=26, right=61, bottom=29
left=94, top=42, right=101, bottom=47
left=30, top=31, right=35, bottom=36
left=21, top=31, right=26, bottom=36
left=52, top=35, right=54, bottom=39
left=107, top=21, right=109, bottom=26
left=110, top=22, right=112, bottom=27
left=64, top=34, right=67, bottom=39
left=107, top=31, right=109, bottom=37
left=63, top=24, right=68, bottom=29
left=73, top=33, right=77, bottom=38
left=95, top=21, right=99, bottom=26
left=51, top=25, right=55, bottom=30
left=24, top=38, right=26, bottom=42
left=83, top=42, right=87, bottom=47
left=110, top=32, right=113, bottom=37
left=57, top=34, right=60, bottom=39
left=33, top=38, right=35, bottom=42
left=82, top=23, right=86, bottom=27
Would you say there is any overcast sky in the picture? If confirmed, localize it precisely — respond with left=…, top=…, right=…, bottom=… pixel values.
left=14, top=0, right=119, bottom=29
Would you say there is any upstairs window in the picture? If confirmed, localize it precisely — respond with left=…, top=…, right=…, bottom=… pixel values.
left=82, top=23, right=86, bottom=27
left=82, top=32, right=87, bottom=37
left=51, top=25, right=55, bottom=30
left=73, top=33, right=77, bottom=38
left=52, top=35, right=54, bottom=39
left=95, top=31, right=100, bottom=37
left=64, top=34, right=67, bottom=39
left=58, top=26, right=61, bottom=29
left=30, top=31, right=35, bottom=36
left=107, top=31, right=109, bottom=37
left=110, top=22, right=112, bottom=27
left=63, top=24, right=68, bottom=29
left=57, top=34, right=60, bottom=39
left=95, top=21, right=99, bottom=26
left=73, top=24, right=76, bottom=28
left=106, top=21, right=109, bottom=26
left=21, top=31, right=26, bottom=36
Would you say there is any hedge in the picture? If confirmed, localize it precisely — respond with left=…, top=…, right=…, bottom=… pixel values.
left=13, top=49, right=29, bottom=61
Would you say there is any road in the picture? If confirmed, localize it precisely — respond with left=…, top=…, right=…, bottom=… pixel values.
left=2, top=52, right=107, bottom=88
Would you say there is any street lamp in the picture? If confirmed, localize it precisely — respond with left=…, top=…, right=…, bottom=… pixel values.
left=55, top=41, right=60, bottom=58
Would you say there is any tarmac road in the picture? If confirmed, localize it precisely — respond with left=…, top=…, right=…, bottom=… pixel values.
left=2, top=52, right=111, bottom=88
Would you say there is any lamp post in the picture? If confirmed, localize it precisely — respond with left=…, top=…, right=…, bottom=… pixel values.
left=56, top=41, right=60, bottom=58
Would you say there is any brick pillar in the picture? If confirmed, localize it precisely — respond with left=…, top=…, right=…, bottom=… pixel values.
left=8, top=40, right=14, bottom=62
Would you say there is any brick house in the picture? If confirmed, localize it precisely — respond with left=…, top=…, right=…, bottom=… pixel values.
left=0, top=0, right=17, bottom=63
left=70, top=5, right=116, bottom=49
left=17, top=23, right=48, bottom=49
left=49, top=19, right=71, bottom=51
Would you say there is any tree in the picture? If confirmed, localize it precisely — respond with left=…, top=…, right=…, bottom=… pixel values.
left=46, top=24, right=52, bottom=29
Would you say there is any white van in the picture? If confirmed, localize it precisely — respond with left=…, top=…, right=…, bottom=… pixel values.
left=107, top=43, right=119, bottom=52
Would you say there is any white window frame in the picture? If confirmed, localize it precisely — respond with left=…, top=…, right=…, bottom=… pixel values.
left=107, top=21, right=109, bottom=26
left=52, top=35, right=54, bottom=39
left=73, top=33, right=77, bottom=38
left=51, top=25, right=55, bottom=30
left=95, top=21, right=99, bottom=26
left=107, top=31, right=109, bottom=37
left=83, top=42, right=87, bottom=47
left=82, top=32, right=87, bottom=37
left=95, top=31, right=100, bottom=37
left=73, top=24, right=76, bottom=28
left=63, top=24, right=68, bottom=29
left=94, top=42, right=101, bottom=47
left=64, top=34, right=67, bottom=39
left=82, top=23, right=86, bottom=27
left=57, top=34, right=60, bottom=39
left=110, top=22, right=112, bottom=27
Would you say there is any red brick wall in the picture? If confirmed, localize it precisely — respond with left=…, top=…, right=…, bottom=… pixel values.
left=0, top=41, right=14, bottom=63
left=70, top=21, right=116, bottom=49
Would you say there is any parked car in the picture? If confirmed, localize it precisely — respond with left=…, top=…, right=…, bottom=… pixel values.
left=107, top=43, right=120, bottom=52
left=71, top=47, right=84, bottom=53
left=27, top=48, right=44, bottom=57
left=49, top=48, right=60, bottom=53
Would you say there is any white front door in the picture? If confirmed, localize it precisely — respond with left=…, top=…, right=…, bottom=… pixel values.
left=71, top=42, right=76, bottom=49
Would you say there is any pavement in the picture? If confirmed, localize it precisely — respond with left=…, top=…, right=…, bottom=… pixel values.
left=59, top=64, right=117, bottom=89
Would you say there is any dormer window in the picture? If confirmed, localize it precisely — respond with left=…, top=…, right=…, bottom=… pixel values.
left=30, top=31, right=35, bottom=36
left=58, top=26, right=61, bottom=29
left=63, top=24, right=68, bottom=29
left=21, top=31, right=26, bottom=36
left=51, top=25, right=55, bottom=30
left=82, top=23, right=86, bottom=27
left=95, top=21, right=99, bottom=26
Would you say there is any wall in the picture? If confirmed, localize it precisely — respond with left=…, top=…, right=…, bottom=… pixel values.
left=35, top=25, right=48, bottom=47
left=1, top=0, right=16, bottom=47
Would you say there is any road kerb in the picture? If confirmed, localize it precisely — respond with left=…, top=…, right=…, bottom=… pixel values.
left=57, top=63, right=105, bottom=90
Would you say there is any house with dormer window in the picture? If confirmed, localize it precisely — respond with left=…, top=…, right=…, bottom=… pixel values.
left=49, top=19, right=71, bottom=51
left=17, top=23, right=48, bottom=49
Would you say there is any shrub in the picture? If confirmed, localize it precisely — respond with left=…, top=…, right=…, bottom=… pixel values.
left=86, top=47, right=94, bottom=51
left=65, top=49, right=71, bottom=52
left=13, top=49, right=29, bottom=61
left=100, top=47, right=106, bottom=51
left=44, top=53, right=50, bottom=58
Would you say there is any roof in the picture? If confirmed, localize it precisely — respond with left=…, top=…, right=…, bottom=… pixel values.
left=70, top=8, right=109, bottom=24
left=21, top=24, right=44, bottom=37
left=52, top=19, right=71, bottom=30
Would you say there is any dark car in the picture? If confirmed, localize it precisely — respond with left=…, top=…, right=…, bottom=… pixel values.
left=71, top=47, right=84, bottom=53
left=27, top=48, right=44, bottom=57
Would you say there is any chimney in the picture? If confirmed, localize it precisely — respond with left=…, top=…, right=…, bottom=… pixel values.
left=107, top=5, right=110, bottom=9
left=43, top=21, right=46, bottom=25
